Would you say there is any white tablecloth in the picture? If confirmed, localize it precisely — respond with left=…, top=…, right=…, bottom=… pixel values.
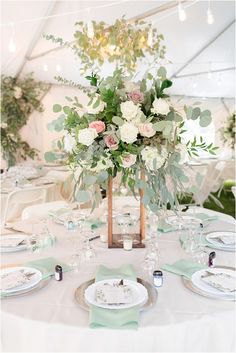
left=1, top=212, right=235, bottom=352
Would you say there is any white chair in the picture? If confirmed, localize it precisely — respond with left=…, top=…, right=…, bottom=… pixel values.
left=191, top=161, right=226, bottom=206
left=231, top=186, right=236, bottom=199
left=21, top=201, right=70, bottom=220
left=2, top=187, right=47, bottom=226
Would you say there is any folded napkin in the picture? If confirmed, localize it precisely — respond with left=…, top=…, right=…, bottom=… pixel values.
left=158, top=213, right=218, bottom=233
left=89, top=265, right=139, bottom=330
left=162, top=259, right=206, bottom=279
left=25, top=257, right=71, bottom=280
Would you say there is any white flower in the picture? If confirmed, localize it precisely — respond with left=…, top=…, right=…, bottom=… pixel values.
left=120, top=101, right=142, bottom=122
left=141, top=146, right=167, bottom=170
left=86, top=94, right=106, bottom=115
left=13, top=86, right=22, bottom=99
left=138, top=123, right=155, bottom=137
left=89, top=157, right=113, bottom=172
left=151, top=98, right=170, bottom=115
left=121, top=153, right=137, bottom=168
left=119, top=122, right=138, bottom=144
left=78, top=128, right=98, bottom=146
left=124, top=81, right=139, bottom=92
left=64, top=133, right=76, bottom=153
left=0, top=122, right=8, bottom=129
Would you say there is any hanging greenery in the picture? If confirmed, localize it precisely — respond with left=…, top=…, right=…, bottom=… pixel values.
left=1, top=74, right=49, bottom=166
left=44, top=18, right=166, bottom=74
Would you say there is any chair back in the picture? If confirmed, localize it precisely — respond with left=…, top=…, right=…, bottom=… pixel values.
left=21, top=201, right=69, bottom=220
left=2, top=187, right=47, bottom=226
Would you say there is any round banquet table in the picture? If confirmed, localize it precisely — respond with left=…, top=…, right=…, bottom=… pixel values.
left=1, top=211, right=235, bottom=352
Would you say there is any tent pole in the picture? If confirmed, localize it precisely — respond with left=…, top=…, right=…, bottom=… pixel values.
left=170, top=19, right=235, bottom=79
left=16, top=1, right=58, bottom=78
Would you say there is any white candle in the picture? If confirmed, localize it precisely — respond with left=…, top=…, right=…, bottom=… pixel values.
left=123, top=237, right=133, bottom=251
left=100, top=233, right=108, bottom=243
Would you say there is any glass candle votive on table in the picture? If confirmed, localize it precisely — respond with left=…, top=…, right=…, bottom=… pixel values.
left=123, top=235, right=133, bottom=251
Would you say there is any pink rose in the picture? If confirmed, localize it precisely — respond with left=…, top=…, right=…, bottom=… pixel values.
left=104, top=135, right=119, bottom=150
left=128, top=90, right=144, bottom=104
left=121, top=153, right=137, bottom=168
left=89, top=121, right=105, bottom=133
left=138, top=123, right=155, bottom=138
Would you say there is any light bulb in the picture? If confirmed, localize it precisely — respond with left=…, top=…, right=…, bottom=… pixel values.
left=87, top=21, right=94, bottom=39
left=207, top=71, right=212, bottom=79
left=193, top=81, right=197, bottom=89
left=207, top=8, right=214, bottom=24
left=43, top=64, right=48, bottom=72
left=8, top=38, right=16, bottom=53
left=56, top=64, right=62, bottom=72
left=147, top=28, right=153, bottom=47
left=178, top=3, right=186, bottom=22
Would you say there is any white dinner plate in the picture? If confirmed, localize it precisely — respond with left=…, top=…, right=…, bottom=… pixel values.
left=84, top=278, right=148, bottom=310
left=0, top=234, right=28, bottom=253
left=0, top=266, right=43, bottom=294
left=191, top=268, right=236, bottom=300
left=205, top=232, right=236, bottom=251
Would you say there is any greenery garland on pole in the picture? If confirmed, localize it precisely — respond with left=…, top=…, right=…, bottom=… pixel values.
left=1, top=74, right=49, bottom=167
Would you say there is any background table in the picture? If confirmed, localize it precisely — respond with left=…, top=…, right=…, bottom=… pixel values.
left=1, top=213, right=235, bottom=352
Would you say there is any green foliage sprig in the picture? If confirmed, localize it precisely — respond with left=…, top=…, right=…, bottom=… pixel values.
left=219, top=112, right=235, bottom=150
left=45, top=18, right=166, bottom=74
left=1, top=74, right=49, bottom=166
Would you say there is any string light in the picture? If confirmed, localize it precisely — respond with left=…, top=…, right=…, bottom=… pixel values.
left=8, top=22, right=16, bottom=53
left=43, top=64, right=48, bottom=72
left=178, top=1, right=187, bottom=22
left=192, top=80, right=197, bottom=89
left=87, top=8, right=94, bottom=39
left=207, top=62, right=212, bottom=79
left=56, top=64, right=62, bottom=72
left=147, top=23, right=153, bottom=47
left=207, top=0, right=214, bottom=24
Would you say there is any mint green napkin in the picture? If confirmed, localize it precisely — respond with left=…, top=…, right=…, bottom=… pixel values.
left=89, top=265, right=139, bottom=330
left=26, top=257, right=71, bottom=279
left=162, top=259, right=206, bottom=279
left=158, top=219, right=177, bottom=233
left=194, top=213, right=218, bottom=222
left=88, top=219, right=105, bottom=230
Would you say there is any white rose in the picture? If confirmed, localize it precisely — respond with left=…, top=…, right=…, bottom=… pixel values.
left=151, top=98, right=170, bottom=115
left=0, top=122, right=8, bottom=129
left=13, top=86, right=22, bottom=99
left=138, top=123, right=155, bottom=137
left=121, top=153, right=137, bottom=168
left=124, top=81, right=139, bottom=92
left=64, top=133, right=76, bottom=153
left=78, top=128, right=98, bottom=146
left=119, top=122, right=138, bottom=144
left=120, top=101, right=142, bottom=122
left=86, top=94, right=106, bottom=115
left=141, top=146, right=167, bottom=170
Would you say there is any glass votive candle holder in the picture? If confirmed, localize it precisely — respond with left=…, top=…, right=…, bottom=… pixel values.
left=100, top=233, right=108, bottom=242
left=123, top=235, right=133, bottom=251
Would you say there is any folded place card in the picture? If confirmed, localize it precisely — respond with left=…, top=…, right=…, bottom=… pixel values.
left=96, top=283, right=133, bottom=304
left=201, top=272, right=236, bottom=293
left=1, top=270, right=32, bottom=291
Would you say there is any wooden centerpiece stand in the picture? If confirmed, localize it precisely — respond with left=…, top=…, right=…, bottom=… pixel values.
left=107, top=170, right=145, bottom=248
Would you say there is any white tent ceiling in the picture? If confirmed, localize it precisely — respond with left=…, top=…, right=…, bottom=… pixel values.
left=1, top=0, right=235, bottom=98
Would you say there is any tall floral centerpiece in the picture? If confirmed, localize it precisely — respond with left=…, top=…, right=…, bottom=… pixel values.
left=219, top=112, right=235, bottom=153
left=45, top=19, right=216, bottom=245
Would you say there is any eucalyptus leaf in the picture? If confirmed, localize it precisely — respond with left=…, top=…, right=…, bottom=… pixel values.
left=44, top=151, right=57, bottom=162
left=84, top=175, right=97, bottom=185
left=191, top=107, right=201, bottom=120
left=200, top=115, right=212, bottom=127
left=157, top=66, right=167, bottom=79
left=75, top=190, right=90, bottom=203
left=53, top=104, right=62, bottom=113
left=112, top=116, right=124, bottom=126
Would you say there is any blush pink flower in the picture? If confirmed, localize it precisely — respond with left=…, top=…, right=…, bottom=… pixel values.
left=104, top=135, right=119, bottom=150
left=138, top=123, right=155, bottom=138
left=121, top=153, right=137, bottom=168
left=89, top=121, right=105, bottom=133
left=128, top=90, right=144, bottom=104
